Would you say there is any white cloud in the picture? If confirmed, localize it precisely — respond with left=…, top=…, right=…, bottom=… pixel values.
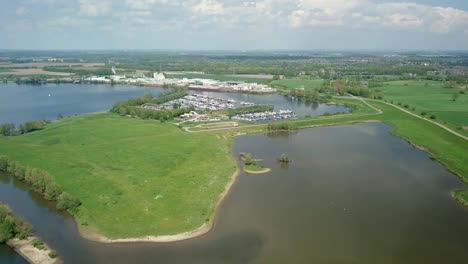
left=9, top=0, right=468, bottom=36
left=79, top=0, right=111, bottom=17
left=125, top=0, right=164, bottom=10
left=16, top=7, right=28, bottom=16
left=192, top=0, right=225, bottom=15
left=287, top=0, right=468, bottom=33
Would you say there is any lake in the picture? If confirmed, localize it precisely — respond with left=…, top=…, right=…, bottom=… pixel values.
left=1, top=121, right=467, bottom=263
left=0, top=83, right=348, bottom=125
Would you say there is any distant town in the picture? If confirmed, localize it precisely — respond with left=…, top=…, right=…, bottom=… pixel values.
left=82, top=67, right=276, bottom=93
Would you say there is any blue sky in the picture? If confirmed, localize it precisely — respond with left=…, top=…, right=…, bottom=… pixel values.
left=1, top=0, right=467, bottom=50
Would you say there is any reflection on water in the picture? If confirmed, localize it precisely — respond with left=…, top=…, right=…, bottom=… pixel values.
left=1, top=123, right=467, bottom=264
left=0, top=245, right=26, bottom=264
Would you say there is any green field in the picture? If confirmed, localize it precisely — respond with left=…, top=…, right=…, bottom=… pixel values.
left=376, top=80, right=468, bottom=131
left=0, top=113, right=237, bottom=238
left=270, top=78, right=323, bottom=90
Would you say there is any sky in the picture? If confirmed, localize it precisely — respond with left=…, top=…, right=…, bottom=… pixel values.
left=1, top=0, right=467, bottom=50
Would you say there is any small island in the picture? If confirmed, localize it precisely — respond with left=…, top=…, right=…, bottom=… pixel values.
left=240, top=153, right=271, bottom=174
left=1, top=204, right=59, bottom=264
left=277, top=153, right=291, bottom=163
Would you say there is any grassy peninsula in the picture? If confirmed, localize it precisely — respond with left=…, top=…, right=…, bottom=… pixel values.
left=0, top=113, right=237, bottom=238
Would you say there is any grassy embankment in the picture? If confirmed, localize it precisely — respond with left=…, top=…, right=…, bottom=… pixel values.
left=0, top=114, right=237, bottom=238
left=374, top=80, right=468, bottom=136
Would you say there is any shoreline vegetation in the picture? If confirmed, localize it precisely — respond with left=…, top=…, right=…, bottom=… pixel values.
left=0, top=91, right=466, bottom=244
left=0, top=204, right=59, bottom=264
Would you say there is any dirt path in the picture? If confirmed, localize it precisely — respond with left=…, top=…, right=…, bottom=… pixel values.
left=365, top=98, right=468, bottom=141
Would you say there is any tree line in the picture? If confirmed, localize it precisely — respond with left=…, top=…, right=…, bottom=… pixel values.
left=0, top=120, right=50, bottom=136
left=227, top=105, right=274, bottom=117
left=110, top=90, right=193, bottom=121
left=0, top=156, right=81, bottom=214
left=267, top=121, right=297, bottom=131
left=151, top=88, right=188, bottom=104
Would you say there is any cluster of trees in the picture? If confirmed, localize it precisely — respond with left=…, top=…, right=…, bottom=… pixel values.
left=0, top=157, right=81, bottom=213
left=0, top=120, right=50, bottom=136
left=278, top=153, right=290, bottom=163
left=151, top=89, right=188, bottom=104
left=227, top=105, right=274, bottom=117
left=116, top=106, right=193, bottom=121
left=43, top=66, right=113, bottom=76
left=288, top=88, right=321, bottom=102
left=267, top=121, right=296, bottom=131
left=110, top=91, right=192, bottom=121
left=241, top=153, right=256, bottom=166
left=0, top=204, right=32, bottom=243
left=319, top=80, right=371, bottom=97
left=345, top=86, right=372, bottom=97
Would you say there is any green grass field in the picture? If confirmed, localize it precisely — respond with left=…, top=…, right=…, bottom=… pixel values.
left=270, top=78, right=323, bottom=90
left=0, top=113, right=237, bottom=238
left=376, top=80, right=468, bottom=131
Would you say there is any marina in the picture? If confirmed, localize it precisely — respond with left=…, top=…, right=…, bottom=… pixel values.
left=158, top=94, right=255, bottom=111
left=232, top=110, right=297, bottom=122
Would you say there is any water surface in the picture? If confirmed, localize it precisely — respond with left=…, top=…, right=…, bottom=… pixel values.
left=0, top=123, right=467, bottom=264
left=0, top=83, right=347, bottom=124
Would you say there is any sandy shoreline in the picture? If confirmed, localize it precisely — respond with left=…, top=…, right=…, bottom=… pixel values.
left=245, top=168, right=271, bottom=174
left=79, top=168, right=240, bottom=243
left=7, top=237, right=60, bottom=264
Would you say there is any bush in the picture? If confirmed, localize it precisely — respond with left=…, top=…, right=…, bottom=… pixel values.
left=430, top=115, right=436, bottom=120
left=44, top=182, right=62, bottom=201
left=32, top=238, right=45, bottom=250
left=228, top=105, right=274, bottom=117
left=243, top=153, right=256, bottom=166
left=151, top=89, right=188, bottom=104
left=0, top=120, right=49, bottom=136
left=0, top=217, right=15, bottom=243
left=57, top=193, right=81, bottom=212
left=0, top=205, right=32, bottom=243
left=267, top=121, right=296, bottom=131
left=0, top=123, right=15, bottom=136
left=403, top=104, right=409, bottom=108
left=421, top=112, right=427, bottom=116
left=278, top=153, right=290, bottom=163
left=397, top=102, right=402, bottom=106
left=48, top=250, right=58, bottom=259
left=0, top=156, right=8, bottom=171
